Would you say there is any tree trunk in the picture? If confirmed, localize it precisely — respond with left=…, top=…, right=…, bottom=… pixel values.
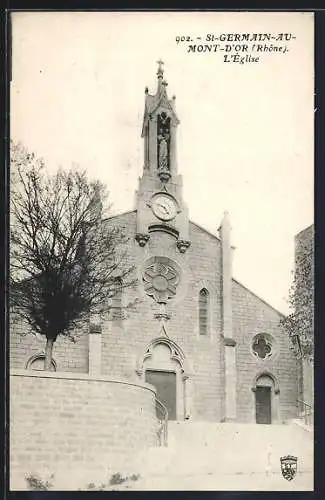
left=44, top=337, right=55, bottom=371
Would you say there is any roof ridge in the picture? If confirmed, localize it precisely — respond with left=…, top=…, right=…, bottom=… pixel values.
left=232, top=277, right=286, bottom=318
left=102, top=209, right=136, bottom=222
left=189, top=220, right=221, bottom=241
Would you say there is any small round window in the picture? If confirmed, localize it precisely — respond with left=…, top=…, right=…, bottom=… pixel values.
left=251, top=333, right=274, bottom=360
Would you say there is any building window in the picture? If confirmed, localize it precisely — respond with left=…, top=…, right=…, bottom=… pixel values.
left=199, top=288, right=209, bottom=336
left=252, top=333, right=274, bottom=360
left=111, top=278, right=123, bottom=320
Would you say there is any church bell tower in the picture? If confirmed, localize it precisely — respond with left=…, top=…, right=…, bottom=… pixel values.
left=135, top=60, right=191, bottom=253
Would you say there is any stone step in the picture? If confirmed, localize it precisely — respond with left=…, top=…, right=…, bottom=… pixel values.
left=167, top=422, right=313, bottom=450
left=128, top=470, right=313, bottom=491
left=133, top=423, right=313, bottom=478
left=135, top=445, right=313, bottom=477
left=167, top=421, right=312, bottom=434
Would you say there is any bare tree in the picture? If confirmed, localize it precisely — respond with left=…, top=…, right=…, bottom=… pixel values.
left=10, top=141, right=137, bottom=370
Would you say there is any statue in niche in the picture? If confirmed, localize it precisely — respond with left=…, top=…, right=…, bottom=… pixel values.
left=159, top=137, right=168, bottom=170
left=157, top=112, right=171, bottom=178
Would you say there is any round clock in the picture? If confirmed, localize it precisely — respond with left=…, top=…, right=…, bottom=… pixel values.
left=151, top=194, right=177, bottom=221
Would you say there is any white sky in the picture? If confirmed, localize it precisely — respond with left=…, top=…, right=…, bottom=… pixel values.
left=10, top=11, right=314, bottom=314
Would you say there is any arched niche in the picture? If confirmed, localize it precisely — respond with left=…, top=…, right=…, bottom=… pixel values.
left=26, top=353, right=57, bottom=372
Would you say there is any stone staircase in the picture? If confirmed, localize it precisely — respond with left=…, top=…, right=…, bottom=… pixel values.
left=131, top=421, right=314, bottom=491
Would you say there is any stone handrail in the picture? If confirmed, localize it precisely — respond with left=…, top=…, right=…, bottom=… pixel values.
left=155, top=397, right=168, bottom=447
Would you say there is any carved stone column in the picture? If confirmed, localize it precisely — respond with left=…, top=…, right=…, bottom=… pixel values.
left=148, top=115, right=157, bottom=176
left=183, top=373, right=192, bottom=420
left=169, top=123, right=177, bottom=179
left=272, top=388, right=281, bottom=423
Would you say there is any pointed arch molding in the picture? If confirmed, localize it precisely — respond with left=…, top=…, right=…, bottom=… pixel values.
left=251, top=371, right=280, bottom=394
left=196, top=280, right=214, bottom=338
left=136, top=337, right=191, bottom=379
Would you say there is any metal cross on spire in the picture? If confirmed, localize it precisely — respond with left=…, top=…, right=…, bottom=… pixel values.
left=157, top=59, right=164, bottom=77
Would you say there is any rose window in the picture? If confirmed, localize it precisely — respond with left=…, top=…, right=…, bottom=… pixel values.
left=252, top=333, right=273, bottom=360
left=143, top=261, right=179, bottom=304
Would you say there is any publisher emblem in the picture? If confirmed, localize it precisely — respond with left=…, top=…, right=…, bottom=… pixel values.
left=280, top=455, right=297, bottom=481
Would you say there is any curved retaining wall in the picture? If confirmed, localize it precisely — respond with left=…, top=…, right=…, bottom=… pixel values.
left=10, top=370, right=157, bottom=490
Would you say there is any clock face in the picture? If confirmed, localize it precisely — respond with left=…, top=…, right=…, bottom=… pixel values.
left=151, top=194, right=177, bottom=221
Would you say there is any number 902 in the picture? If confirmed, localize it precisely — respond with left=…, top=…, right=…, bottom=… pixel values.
left=176, top=36, right=191, bottom=44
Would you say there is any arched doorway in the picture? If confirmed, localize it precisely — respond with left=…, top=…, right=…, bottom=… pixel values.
left=137, top=338, right=190, bottom=421
left=252, top=373, right=280, bottom=424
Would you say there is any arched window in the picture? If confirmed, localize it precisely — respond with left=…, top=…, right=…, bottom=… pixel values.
left=111, top=278, right=123, bottom=320
left=199, top=288, right=209, bottom=336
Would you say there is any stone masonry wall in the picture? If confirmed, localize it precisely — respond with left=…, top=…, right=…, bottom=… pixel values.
left=10, top=370, right=157, bottom=490
left=232, top=280, right=299, bottom=422
left=10, top=316, right=89, bottom=373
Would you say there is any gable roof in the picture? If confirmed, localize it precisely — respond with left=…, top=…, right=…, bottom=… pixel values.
left=103, top=209, right=286, bottom=317
left=102, top=209, right=136, bottom=223
left=189, top=220, right=221, bottom=242
left=232, top=277, right=286, bottom=318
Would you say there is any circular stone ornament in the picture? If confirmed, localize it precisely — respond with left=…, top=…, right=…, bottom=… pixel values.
left=152, top=275, right=169, bottom=291
left=251, top=333, right=275, bottom=360
left=143, top=259, right=179, bottom=303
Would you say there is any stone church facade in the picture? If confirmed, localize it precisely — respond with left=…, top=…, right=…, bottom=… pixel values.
left=10, top=62, right=299, bottom=425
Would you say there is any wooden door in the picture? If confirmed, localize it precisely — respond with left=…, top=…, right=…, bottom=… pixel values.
left=255, top=386, right=272, bottom=424
left=145, top=370, right=177, bottom=420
